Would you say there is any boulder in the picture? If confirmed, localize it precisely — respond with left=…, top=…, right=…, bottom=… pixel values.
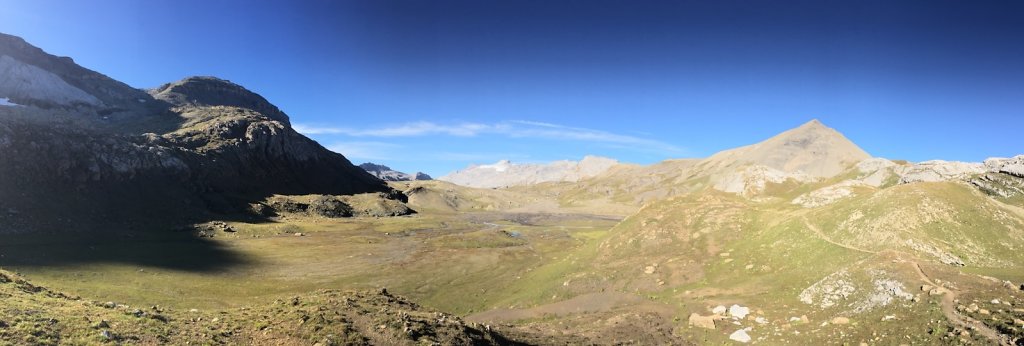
left=831, top=317, right=850, bottom=325
left=687, top=313, right=717, bottom=330
left=729, top=328, right=752, bottom=343
left=729, top=305, right=750, bottom=319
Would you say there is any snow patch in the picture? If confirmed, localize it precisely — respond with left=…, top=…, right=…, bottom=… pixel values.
left=0, top=97, right=19, bottom=107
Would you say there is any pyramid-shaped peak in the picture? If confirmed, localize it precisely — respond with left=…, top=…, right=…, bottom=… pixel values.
left=799, top=119, right=824, bottom=128
left=704, top=119, right=870, bottom=178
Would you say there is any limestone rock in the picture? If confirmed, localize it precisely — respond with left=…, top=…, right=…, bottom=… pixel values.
left=729, top=328, right=752, bottom=343
left=687, top=313, right=717, bottom=329
left=985, top=155, right=1024, bottom=178
left=897, top=160, right=985, bottom=184
left=728, top=305, right=750, bottom=319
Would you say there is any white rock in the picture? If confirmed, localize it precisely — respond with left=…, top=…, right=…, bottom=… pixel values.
left=713, top=165, right=810, bottom=196
left=792, top=182, right=860, bottom=208
left=712, top=305, right=728, bottom=314
left=729, top=304, right=750, bottom=319
left=897, top=160, right=985, bottom=184
left=985, top=156, right=1024, bottom=177
left=729, top=328, right=752, bottom=343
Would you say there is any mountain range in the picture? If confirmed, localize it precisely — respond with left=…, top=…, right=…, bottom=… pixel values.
left=2, top=32, right=1023, bottom=345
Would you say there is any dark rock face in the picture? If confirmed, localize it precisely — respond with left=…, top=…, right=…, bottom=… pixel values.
left=0, top=33, right=397, bottom=233
left=307, top=196, right=354, bottom=218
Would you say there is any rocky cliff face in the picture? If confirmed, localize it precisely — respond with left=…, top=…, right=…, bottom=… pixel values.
left=0, top=33, right=395, bottom=233
left=0, top=33, right=159, bottom=113
left=359, top=162, right=433, bottom=181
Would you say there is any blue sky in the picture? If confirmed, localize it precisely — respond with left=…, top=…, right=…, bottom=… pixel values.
left=2, top=1, right=1022, bottom=177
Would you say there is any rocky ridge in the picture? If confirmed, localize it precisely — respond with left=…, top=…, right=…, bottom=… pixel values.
left=359, top=162, right=432, bottom=182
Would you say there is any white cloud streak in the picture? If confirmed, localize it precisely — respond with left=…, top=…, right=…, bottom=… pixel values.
left=325, top=141, right=402, bottom=161
left=297, top=120, right=683, bottom=155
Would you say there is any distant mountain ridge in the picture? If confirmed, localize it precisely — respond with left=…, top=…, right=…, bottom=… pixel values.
left=439, top=156, right=619, bottom=188
left=360, top=162, right=432, bottom=181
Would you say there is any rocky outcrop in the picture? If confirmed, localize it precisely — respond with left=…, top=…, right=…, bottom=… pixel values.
left=267, top=193, right=413, bottom=218
left=712, top=165, right=810, bottom=196
left=792, top=181, right=862, bottom=208
left=985, top=155, right=1024, bottom=178
left=440, top=155, right=618, bottom=188
left=360, top=162, right=432, bottom=181
left=897, top=160, right=985, bottom=184
left=855, top=158, right=899, bottom=187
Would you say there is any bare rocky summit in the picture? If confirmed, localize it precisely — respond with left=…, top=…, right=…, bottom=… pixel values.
left=706, top=119, right=871, bottom=195
left=705, top=119, right=871, bottom=179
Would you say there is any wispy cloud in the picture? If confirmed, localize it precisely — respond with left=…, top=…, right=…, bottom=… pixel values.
left=294, top=122, right=506, bottom=137
left=297, top=120, right=683, bottom=155
left=325, top=141, right=403, bottom=161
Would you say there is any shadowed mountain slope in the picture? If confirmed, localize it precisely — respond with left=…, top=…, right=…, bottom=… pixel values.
left=0, top=33, right=393, bottom=236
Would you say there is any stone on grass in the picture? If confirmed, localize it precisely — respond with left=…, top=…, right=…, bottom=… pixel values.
left=729, top=328, right=752, bottom=343
left=688, top=313, right=717, bottom=330
left=729, top=305, right=750, bottom=319
left=831, top=317, right=850, bottom=325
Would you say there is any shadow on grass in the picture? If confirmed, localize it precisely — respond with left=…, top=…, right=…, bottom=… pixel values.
left=0, top=230, right=251, bottom=272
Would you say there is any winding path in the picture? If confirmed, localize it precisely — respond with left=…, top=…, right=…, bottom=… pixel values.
left=801, top=217, right=1009, bottom=345
left=801, top=217, right=876, bottom=255
left=911, top=262, right=1009, bottom=346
